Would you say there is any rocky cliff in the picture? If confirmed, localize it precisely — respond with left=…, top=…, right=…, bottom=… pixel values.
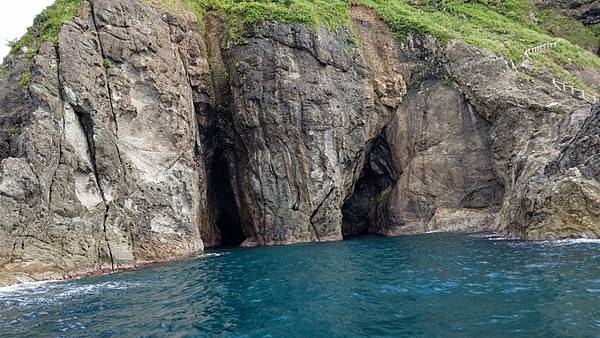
left=0, top=0, right=598, bottom=285
left=533, top=0, right=599, bottom=25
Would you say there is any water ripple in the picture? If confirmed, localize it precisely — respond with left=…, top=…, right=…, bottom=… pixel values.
left=0, top=233, right=599, bottom=337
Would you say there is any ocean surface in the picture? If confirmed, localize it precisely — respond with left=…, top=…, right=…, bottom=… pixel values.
left=1, top=233, right=599, bottom=337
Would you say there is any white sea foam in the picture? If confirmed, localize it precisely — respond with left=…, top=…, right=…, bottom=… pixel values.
left=0, top=279, right=59, bottom=295
left=0, top=280, right=144, bottom=308
left=469, top=232, right=506, bottom=241
left=471, top=232, right=600, bottom=245
left=56, top=281, right=144, bottom=298
left=425, top=230, right=441, bottom=234
left=537, top=238, right=600, bottom=246
left=202, top=252, right=228, bottom=258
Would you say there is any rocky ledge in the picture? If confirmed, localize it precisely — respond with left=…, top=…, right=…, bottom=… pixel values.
left=0, top=0, right=598, bottom=285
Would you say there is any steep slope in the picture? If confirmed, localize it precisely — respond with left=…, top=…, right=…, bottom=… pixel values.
left=1, top=0, right=209, bottom=284
left=0, top=0, right=598, bottom=285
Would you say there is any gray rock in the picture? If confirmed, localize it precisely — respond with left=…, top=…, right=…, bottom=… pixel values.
left=445, top=41, right=599, bottom=239
left=1, top=0, right=208, bottom=284
left=532, top=0, right=600, bottom=25
left=367, top=80, right=503, bottom=236
left=220, top=9, right=405, bottom=245
left=0, top=1, right=598, bottom=285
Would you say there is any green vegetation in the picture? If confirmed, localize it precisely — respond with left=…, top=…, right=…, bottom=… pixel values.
left=8, top=0, right=80, bottom=58
left=17, top=68, right=32, bottom=89
left=153, top=0, right=598, bottom=75
left=7, top=0, right=600, bottom=92
left=102, top=58, right=111, bottom=69
left=9, top=126, right=19, bottom=136
left=592, top=24, right=600, bottom=38
left=353, top=0, right=599, bottom=92
left=151, top=0, right=351, bottom=42
left=357, top=0, right=598, bottom=64
left=537, top=10, right=598, bottom=52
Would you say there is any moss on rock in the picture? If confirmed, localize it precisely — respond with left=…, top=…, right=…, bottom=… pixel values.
left=8, top=0, right=80, bottom=59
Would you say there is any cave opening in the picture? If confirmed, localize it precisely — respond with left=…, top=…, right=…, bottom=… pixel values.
left=208, top=148, right=246, bottom=248
left=342, top=134, right=397, bottom=239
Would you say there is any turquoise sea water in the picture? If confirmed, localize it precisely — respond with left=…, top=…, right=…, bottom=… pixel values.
left=0, top=233, right=599, bottom=337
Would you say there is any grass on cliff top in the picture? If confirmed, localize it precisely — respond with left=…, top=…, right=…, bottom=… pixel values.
left=356, top=0, right=600, bottom=92
left=357, top=0, right=599, bottom=66
left=157, top=0, right=598, bottom=83
left=537, top=9, right=598, bottom=53
left=5, top=0, right=599, bottom=91
left=153, top=0, right=351, bottom=41
left=7, top=0, right=80, bottom=59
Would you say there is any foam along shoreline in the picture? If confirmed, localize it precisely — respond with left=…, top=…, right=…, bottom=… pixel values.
left=0, top=251, right=229, bottom=288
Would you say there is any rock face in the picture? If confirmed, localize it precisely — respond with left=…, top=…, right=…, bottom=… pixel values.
left=533, top=0, right=600, bottom=25
left=0, top=0, right=598, bottom=284
left=219, top=9, right=406, bottom=246
left=444, top=41, right=599, bottom=240
left=368, top=80, right=503, bottom=236
left=0, top=0, right=208, bottom=284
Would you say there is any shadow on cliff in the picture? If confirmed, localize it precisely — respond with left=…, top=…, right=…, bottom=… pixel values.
left=205, top=148, right=246, bottom=248
left=342, top=134, right=397, bottom=239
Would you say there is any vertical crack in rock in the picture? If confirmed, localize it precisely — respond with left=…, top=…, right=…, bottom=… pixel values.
left=309, top=187, right=336, bottom=241
left=86, top=0, right=125, bottom=270
left=71, top=104, right=115, bottom=270
left=47, top=45, right=66, bottom=206
left=200, top=13, right=253, bottom=247
left=102, top=205, right=115, bottom=270
left=89, top=0, right=127, bottom=183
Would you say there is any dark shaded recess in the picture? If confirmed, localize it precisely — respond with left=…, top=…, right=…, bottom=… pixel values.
left=72, top=105, right=97, bottom=166
left=578, top=8, right=600, bottom=25
left=209, top=148, right=245, bottom=247
left=0, top=117, right=25, bottom=162
left=342, top=134, right=397, bottom=238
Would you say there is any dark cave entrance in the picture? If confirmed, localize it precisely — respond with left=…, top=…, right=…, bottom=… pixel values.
left=342, top=135, right=397, bottom=239
left=208, top=148, right=246, bottom=248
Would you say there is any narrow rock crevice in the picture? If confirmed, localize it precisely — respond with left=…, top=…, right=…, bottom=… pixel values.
left=102, top=205, right=115, bottom=270
left=88, top=0, right=127, bottom=182
left=207, top=148, right=245, bottom=247
left=309, top=186, right=336, bottom=241
left=71, top=104, right=115, bottom=270
left=342, top=133, right=397, bottom=238
left=47, top=45, right=66, bottom=206
left=200, top=13, right=252, bottom=248
left=87, top=0, right=126, bottom=270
